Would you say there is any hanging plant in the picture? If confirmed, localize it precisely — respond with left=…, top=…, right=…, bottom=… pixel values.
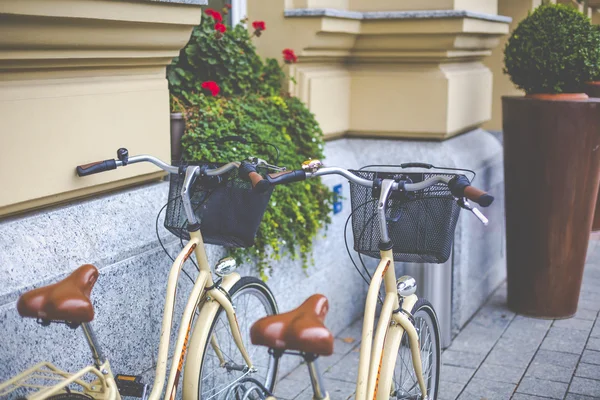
left=168, top=9, right=332, bottom=276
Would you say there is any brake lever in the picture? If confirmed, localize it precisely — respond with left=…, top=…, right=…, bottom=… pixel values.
left=247, top=157, right=287, bottom=172
left=457, top=198, right=489, bottom=226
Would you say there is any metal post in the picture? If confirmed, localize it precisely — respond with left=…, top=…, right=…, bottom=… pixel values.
left=402, top=255, right=453, bottom=349
left=81, top=323, right=106, bottom=368
left=306, top=357, right=327, bottom=400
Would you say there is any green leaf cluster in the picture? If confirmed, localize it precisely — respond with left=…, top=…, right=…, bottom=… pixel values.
left=168, top=15, right=284, bottom=98
left=167, top=14, right=333, bottom=276
left=503, top=4, right=600, bottom=94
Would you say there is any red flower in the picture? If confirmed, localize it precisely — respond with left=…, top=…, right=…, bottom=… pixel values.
left=252, top=21, right=266, bottom=31
left=205, top=8, right=223, bottom=23
left=215, top=23, right=227, bottom=33
left=201, top=81, right=220, bottom=96
left=225, top=4, right=232, bottom=9
left=282, top=48, right=298, bottom=64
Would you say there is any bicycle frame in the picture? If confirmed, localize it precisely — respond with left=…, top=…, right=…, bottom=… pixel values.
left=353, top=250, right=426, bottom=400
left=354, top=178, right=429, bottom=400
left=0, top=229, right=255, bottom=400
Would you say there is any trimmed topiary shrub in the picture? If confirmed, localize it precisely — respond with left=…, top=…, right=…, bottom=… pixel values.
left=168, top=9, right=332, bottom=276
left=504, top=4, right=600, bottom=94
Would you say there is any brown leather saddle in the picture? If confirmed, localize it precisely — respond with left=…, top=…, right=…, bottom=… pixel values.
left=250, top=294, right=334, bottom=356
left=17, top=264, right=99, bottom=324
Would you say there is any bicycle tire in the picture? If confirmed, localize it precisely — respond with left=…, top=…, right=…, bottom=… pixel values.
left=197, top=276, right=279, bottom=400
left=392, top=298, right=441, bottom=400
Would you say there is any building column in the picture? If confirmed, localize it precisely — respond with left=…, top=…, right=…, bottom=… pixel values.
left=250, top=1, right=510, bottom=140
left=0, top=0, right=203, bottom=216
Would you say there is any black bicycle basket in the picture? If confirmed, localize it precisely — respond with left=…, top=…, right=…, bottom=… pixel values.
left=164, top=162, right=274, bottom=248
left=348, top=167, right=462, bottom=263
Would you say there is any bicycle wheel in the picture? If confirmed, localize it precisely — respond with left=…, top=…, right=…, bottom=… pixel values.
left=198, top=276, right=278, bottom=400
left=392, top=299, right=440, bottom=400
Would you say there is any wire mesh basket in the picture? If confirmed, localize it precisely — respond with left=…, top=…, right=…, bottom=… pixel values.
left=348, top=168, right=461, bottom=263
left=164, top=162, right=274, bottom=248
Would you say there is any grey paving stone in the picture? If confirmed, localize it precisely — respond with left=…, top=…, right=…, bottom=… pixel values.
left=525, top=360, right=576, bottom=383
left=283, top=363, right=311, bottom=382
left=442, top=350, right=486, bottom=369
left=323, top=349, right=360, bottom=383
left=575, top=308, right=599, bottom=321
left=516, top=377, right=568, bottom=399
left=458, top=378, right=516, bottom=400
left=575, top=363, right=600, bottom=380
left=441, top=364, right=476, bottom=385
left=294, top=377, right=354, bottom=400
left=474, top=362, right=526, bottom=384
left=511, top=394, right=553, bottom=400
left=592, top=320, right=600, bottom=339
left=588, top=337, right=600, bottom=352
left=337, top=318, right=363, bottom=344
left=565, top=393, right=600, bottom=400
left=579, top=299, right=600, bottom=313
left=553, top=318, right=595, bottom=332
left=274, top=377, right=311, bottom=400
left=580, top=290, right=600, bottom=305
left=501, top=323, right=548, bottom=342
left=485, top=344, right=536, bottom=368
left=510, top=315, right=554, bottom=331
left=446, top=329, right=500, bottom=355
left=534, top=349, right=580, bottom=368
left=569, top=376, right=600, bottom=397
left=541, top=327, right=589, bottom=355
left=582, top=350, right=600, bottom=365
left=439, top=381, right=464, bottom=400
left=469, top=308, right=514, bottom=331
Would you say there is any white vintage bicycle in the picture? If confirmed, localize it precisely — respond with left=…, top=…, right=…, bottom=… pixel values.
left=1, top=149, right=284, bottom=400
left=223, top=160, right=493, bottom=400
left=0, top=150, right=492, bottom=400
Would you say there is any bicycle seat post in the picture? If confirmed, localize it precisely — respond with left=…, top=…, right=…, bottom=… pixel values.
left=304, top=353, right=327, bottom=400
left=81, top=322, right=106, bottom=369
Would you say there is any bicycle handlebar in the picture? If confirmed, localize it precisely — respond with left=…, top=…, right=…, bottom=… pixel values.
left=75, top=152, right=268, bottom=191
left=76, top=150, right=493, bottom=207
left=271, top=166, right=494, bottom=208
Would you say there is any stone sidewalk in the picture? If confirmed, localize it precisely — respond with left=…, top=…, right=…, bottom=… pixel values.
left=274, top=235, right=600, bottom=400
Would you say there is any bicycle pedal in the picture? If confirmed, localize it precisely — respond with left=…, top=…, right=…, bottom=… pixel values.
left=115, top=374, right=148, bottom=398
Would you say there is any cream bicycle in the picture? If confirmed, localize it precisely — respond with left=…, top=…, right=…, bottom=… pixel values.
left=222, top=160, right=494, bottom=400
left=0, top=149, right=287, bottom=400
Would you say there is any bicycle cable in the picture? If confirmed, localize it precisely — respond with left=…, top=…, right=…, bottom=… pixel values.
left=155, top=194, right=197, bottom=284
left=343, top=198, right=385, bottom=304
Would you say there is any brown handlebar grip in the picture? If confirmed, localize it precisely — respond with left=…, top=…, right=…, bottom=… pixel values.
left=248, top=171, right=271, bottom=193
left=464, top=186, right=494, bottom=207
left=248, top=171, right=264, bottom=188
left=76, top=159, right=117, bottom=176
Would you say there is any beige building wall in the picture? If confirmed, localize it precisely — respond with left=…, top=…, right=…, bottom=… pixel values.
left=250, top=1, right=509, bottom=141
left=0, top=0, right=203, bottom=216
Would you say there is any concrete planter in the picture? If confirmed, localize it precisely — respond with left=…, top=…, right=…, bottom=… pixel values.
left=502, top=96, right=600, bottom=318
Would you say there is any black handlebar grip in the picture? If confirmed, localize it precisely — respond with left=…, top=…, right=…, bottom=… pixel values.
left=76, top=160, right=117, bottom=177
left=266, top=170, right=307, bottom=185
left=449, top=175, right=494, bottom=207
left=400, top=162, right=434, bottom=169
